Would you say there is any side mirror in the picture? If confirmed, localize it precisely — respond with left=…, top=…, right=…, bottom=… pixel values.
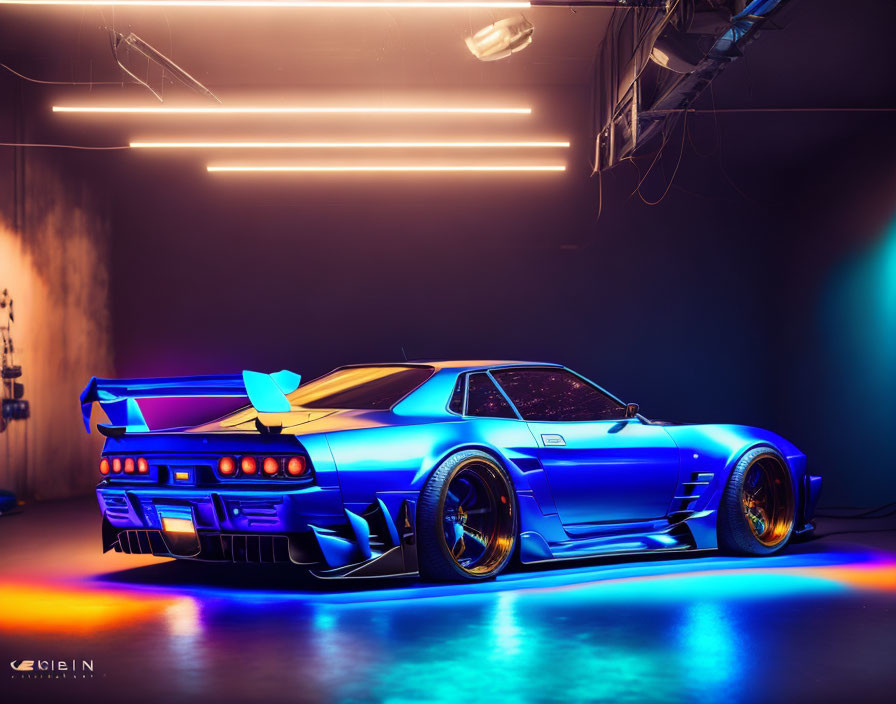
left=624, top=403, right=640, bottom=419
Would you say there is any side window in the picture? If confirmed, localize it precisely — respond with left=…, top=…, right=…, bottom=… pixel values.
left=465, top=373, right=516, bottom=419
left=492, top=368, right=625, bottom=422
left=448, top=374, right=465, bottom=414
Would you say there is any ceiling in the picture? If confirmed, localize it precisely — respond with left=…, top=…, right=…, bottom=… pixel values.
left=0, top=6, right=613, bottom=91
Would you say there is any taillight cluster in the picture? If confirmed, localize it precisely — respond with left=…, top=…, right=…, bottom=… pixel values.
left=217, top=455, right=309, bottom=480
left=100, top=456, right=149, bottom=475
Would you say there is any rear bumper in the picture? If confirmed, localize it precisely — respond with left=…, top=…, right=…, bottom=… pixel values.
left=96, top=485, right=420, bottom=577
left=96, top=483, right=348, bottom=563
left=97, top=484, right=346, bottom=534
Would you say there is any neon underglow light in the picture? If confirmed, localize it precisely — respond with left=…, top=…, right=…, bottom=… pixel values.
left=132, top=140, right=569, bottom=149
left=3, top=1, right=531, bottom=7
left=55, top=106, right=531, bottom=115
left=207, top=165, right=566, bottom=172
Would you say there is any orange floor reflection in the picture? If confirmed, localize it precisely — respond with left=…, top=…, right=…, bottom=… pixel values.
left=0, top=581, right=183, bottom=635
left=810, top=563, right=896, bottom=592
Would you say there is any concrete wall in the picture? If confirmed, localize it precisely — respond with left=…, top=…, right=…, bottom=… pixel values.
left=0, top=81, right=114, bottom=500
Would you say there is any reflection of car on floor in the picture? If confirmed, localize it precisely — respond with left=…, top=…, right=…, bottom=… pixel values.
left=80, top=361, right=822, bottom=582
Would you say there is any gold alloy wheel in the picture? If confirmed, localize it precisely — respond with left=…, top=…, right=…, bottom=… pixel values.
left=439, top=457, right=515, bottom=576
left=741, top=454, right=795, bottom=547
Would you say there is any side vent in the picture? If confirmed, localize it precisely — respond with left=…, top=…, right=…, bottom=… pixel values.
left=103, top=494, right=131, bottom=520
left=668, top=472, right=714, bottom=524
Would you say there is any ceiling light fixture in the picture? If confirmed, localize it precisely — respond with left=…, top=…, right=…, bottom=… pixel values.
left=132, top=140, right=568, bottom=148
left=54, top=105, right=531, bottom=115
left=111, top=31, right=221, bottom=103
left=466, top=15, right=534, bottom=62
left=207, top=165, right=565, bottom=173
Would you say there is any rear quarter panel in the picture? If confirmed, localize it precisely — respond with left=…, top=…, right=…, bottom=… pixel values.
left=323, top=417, right=542, bottom=507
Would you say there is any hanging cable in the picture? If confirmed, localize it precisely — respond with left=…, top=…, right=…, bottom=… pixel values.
left=0, top=142, right=129, bottom=150
left=1, top=62, right=126, bottom=86
left=636, top=109, right=688, bottom=206
left=815, top=501, right=896, bottom=520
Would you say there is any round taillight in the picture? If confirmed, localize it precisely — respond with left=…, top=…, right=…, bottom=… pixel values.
left=219, top=456, right=236, bottom=476
left=262, top=457, right=280, bottom=476
left=286, top=456, right=307, bottom=477
left=99, top=458, right=110, bottom=475
left=137, top=458, right=149, bottom=474
left=112, top=458, right=122, bottom=473
left=240, top=456, right=257, bottom=475
left=124, top=458, right=135, bottom=474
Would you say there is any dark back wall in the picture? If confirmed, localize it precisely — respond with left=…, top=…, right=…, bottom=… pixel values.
left=2, top=0, right=892, bottom=505
left=105, top=113, right=896, bottom=508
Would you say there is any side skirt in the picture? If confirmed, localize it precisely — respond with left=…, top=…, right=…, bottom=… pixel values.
left=519, top=523, right=697, bottom=564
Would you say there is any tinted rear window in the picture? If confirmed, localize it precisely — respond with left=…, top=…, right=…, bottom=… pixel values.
left=289, top=366, right=434, bottom=410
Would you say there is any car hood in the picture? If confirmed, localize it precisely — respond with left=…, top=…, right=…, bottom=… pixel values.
left=661, top=423, right=804, bottom=463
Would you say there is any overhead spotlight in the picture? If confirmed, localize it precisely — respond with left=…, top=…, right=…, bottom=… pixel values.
left=465, top=15, right=534, bottom=62
left=111, top=31, right=221, bottom=103
left=649, top=25, right=703, bottom=74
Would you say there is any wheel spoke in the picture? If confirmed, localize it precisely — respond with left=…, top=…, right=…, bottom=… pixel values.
left=738, top=457, right=794, bottom=547
left=451, top=522, right=465, bottom=555
left=458, top=480, right=476, bottom=509
left=462, top=525, right=489, bottom=547
left=437, top=458, right=514, bottom=576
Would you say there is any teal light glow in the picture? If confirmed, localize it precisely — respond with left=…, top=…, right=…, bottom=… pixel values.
left=821, top=211, right=896, bottom=502
left=830, top=214, right=896, bottom=390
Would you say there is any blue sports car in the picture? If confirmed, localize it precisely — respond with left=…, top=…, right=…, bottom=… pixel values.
left=81, top=361, right=822, bottom=581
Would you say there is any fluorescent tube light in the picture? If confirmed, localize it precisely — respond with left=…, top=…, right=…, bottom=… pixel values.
left=7, top=1, right=531, bottom=8
left=132, top=140, right=568, bottom=148
left=207, top=165, right=566, bottom=172
left=55, top=105, right=532, bottom=115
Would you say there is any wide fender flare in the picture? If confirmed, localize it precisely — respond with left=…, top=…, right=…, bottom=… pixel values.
left=324, top=419, right=544, bottom=510
left=411, top=440, right=537, bottom=495
left=666, top=425, right=805, bottom=507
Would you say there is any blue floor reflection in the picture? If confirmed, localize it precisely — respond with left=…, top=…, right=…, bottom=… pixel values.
left=4, top=541, right=896, bottom=703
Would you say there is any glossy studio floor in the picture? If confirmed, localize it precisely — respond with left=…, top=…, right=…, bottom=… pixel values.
left=1, top=498, right=895, bottom=703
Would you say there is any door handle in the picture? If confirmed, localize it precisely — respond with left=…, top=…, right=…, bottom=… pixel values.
left=541, top=434, right=566, bottom=447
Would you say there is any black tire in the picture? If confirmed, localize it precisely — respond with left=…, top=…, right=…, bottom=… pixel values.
left=417, top=450, right=517, bottom=582
left=718, top=446, right=796, bottom=556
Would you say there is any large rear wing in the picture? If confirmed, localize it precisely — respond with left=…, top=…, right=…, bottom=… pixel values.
left=79, top=369, right=301, bottom=433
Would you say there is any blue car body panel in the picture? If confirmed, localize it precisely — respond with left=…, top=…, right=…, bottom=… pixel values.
left=84, top=361, right=820, bottom=578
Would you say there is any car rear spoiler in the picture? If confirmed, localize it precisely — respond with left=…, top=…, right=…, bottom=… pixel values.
left=79, top=369, right=301, bottom=434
